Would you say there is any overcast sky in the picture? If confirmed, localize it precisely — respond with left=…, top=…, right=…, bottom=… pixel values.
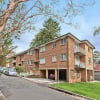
left=13, top=0, right=100, bottom=53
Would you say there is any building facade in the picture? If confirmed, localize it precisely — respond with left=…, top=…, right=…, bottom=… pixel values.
left=10, top=33, right=95, bottom=83
left=94, top=64, right=100, bottom=80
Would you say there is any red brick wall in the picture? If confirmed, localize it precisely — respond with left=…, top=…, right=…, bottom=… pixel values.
left=14, top=50, right=40, bottom=73
left=39, top=38, right=67, bottom=69
left=11, top=34, right=94, bottom=83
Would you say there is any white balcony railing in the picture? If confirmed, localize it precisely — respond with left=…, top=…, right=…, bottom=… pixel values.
left=75, top=62, right=86, bottom=68
left=21, top=59, right=24, bottom=61
left=74, top=47, right=85, bottom=55
left=12, top=60, right=16, bottom=63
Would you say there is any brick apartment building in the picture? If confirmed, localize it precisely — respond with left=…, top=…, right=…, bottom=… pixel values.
left=10, top=33, right=95, bottom=83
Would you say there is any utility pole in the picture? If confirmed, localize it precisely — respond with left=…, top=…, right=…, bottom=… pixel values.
left=58, top=62, right=59, bottom=86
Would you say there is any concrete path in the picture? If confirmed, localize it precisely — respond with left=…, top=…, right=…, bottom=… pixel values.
left=0, top=75, right=79, bottom=100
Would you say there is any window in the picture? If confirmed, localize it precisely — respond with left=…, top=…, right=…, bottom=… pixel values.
left=27, top=60, right=28, bottom=65
left=88, top=47, right=91, bottom=52
left=27, top=60, right=34, bottom=65
left=61, top=38, right=66, bottom=45
left=40, top=46, right=45, bottom=52
left=30, top=60, right=34, bottom=65
left=52, top=55, right=57, bottom=62
left=61, top=53, right=66, bottom=61
left=28, top=50, right=34, bottom=55
left=74, top=42, right=79, bottom=50
left=77, top=71, right=80, bottom=78
left=71, top=70, right=74, bottom=79
left=52, top=42, right=56, bottom=48
left=88, top=57, right=91, bottom=64
left=40, top=57, right=45, bottom=64
left=30, top=50, right=34, bottom=55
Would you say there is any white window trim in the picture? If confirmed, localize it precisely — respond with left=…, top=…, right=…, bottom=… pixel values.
left=52, top=55, right=57, bottom=62
left=61, top=38, right=66, bottom=45
left=40, top=57, right=46, bottom=64
left=30, top=60, right=34, bottom=65
left=40, top=46, right=46, bottom=52
left=52, top=42, right=56, bottom=48
left=61, top=53, right=66, bottom=61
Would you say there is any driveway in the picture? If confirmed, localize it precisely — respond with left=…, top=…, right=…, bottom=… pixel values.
left=0, top=75, right=79, bottom=100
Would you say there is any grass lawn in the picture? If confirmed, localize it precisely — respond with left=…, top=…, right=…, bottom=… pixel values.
left=52, top=82, right=100, bottom=100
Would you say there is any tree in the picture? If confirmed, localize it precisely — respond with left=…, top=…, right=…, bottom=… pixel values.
left=30, top=17, right=60, bottom=47
left=0, top=34, right=16, bottom=65
left=94, top=27, right=100, bottom=36
left=0, top=0, right=94, bottom=40
left=15, top=66, right=24, bottom=74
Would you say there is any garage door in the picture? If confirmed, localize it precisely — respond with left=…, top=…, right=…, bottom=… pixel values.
left=94, top=71, right=100, bottom=80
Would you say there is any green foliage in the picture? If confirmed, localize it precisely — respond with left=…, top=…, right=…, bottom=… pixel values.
left=30, top=17, right=60, bottom=48
left=94, top=27, right=100, bottom=36
left=0, top=34, right=16, bottom=66
left=15, top=66, right=24, bottom=74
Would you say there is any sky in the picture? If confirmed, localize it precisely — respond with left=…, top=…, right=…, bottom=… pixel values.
left=13, top=0, right=100, bottom=53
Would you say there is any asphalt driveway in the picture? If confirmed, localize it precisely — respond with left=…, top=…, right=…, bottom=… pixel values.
left=0, top=75, right=79, bottom=100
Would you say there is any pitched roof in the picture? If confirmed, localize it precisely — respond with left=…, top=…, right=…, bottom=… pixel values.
left=37, top=33, right=95, bottom=49
left=94, top=64, right=100, bottom=71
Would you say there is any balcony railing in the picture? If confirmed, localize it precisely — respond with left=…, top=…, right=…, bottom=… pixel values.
left=21, top=59, right=24, bottom=61
left=74, top=47, right=85, bottom=56
left=12, top=60, right=16, bottom=63
left=75, top=62, right=86, bottom=68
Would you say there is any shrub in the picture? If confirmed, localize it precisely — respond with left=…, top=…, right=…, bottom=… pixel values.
left=15, top=66, right=23, bottom=74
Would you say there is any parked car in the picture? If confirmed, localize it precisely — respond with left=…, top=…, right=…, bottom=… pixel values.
left=0, top=67, right=5, bottom=73
left=49, top=74, right=55, bottom=80
left=5, top=69, right=17, bottom=76
left=3, top=67, right=9, bottom=73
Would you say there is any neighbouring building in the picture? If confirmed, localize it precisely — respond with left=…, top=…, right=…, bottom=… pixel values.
left=10, top=33, right=95, bottom=83
left=94, top=64, right=100, bottom=80
left=94, top=50, right=100, bottom=67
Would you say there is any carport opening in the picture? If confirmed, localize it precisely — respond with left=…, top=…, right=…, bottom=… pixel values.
left=41, top=70, right=46, bottom=78
left=13, top=63, right=16, bottom=66
left=48, top=70, right=55, bottom=80
left=59, top=69, right=66, bottom=81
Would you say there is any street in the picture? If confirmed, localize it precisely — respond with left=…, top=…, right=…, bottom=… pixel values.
left=0, top=75, right=79, bottom=100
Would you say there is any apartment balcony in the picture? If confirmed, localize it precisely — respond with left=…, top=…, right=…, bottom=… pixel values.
left=75, top=62, right=86, bottom=69
left=34, top=60, right=39, bottom=63
left=21, top=59, right=24, bottom=61
left=12, top=60, right=16, bottom=63
left=74, top=47, right=85, bottom=56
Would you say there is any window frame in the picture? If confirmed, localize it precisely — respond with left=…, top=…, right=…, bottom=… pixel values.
left=40, top=57, right=46, bottom=64
left=28, top=50, right=34, bottom=55
left=52, top=55, right=57, bottom=62
left=40, top=46, right=46, bottom=52
left=61, top=38, right=66, bottom=45
left=30, top=60, right=34, bottom=65
left=61, top=53, right=66, bottom=61
left=52, top=42, right=56, bottom=48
